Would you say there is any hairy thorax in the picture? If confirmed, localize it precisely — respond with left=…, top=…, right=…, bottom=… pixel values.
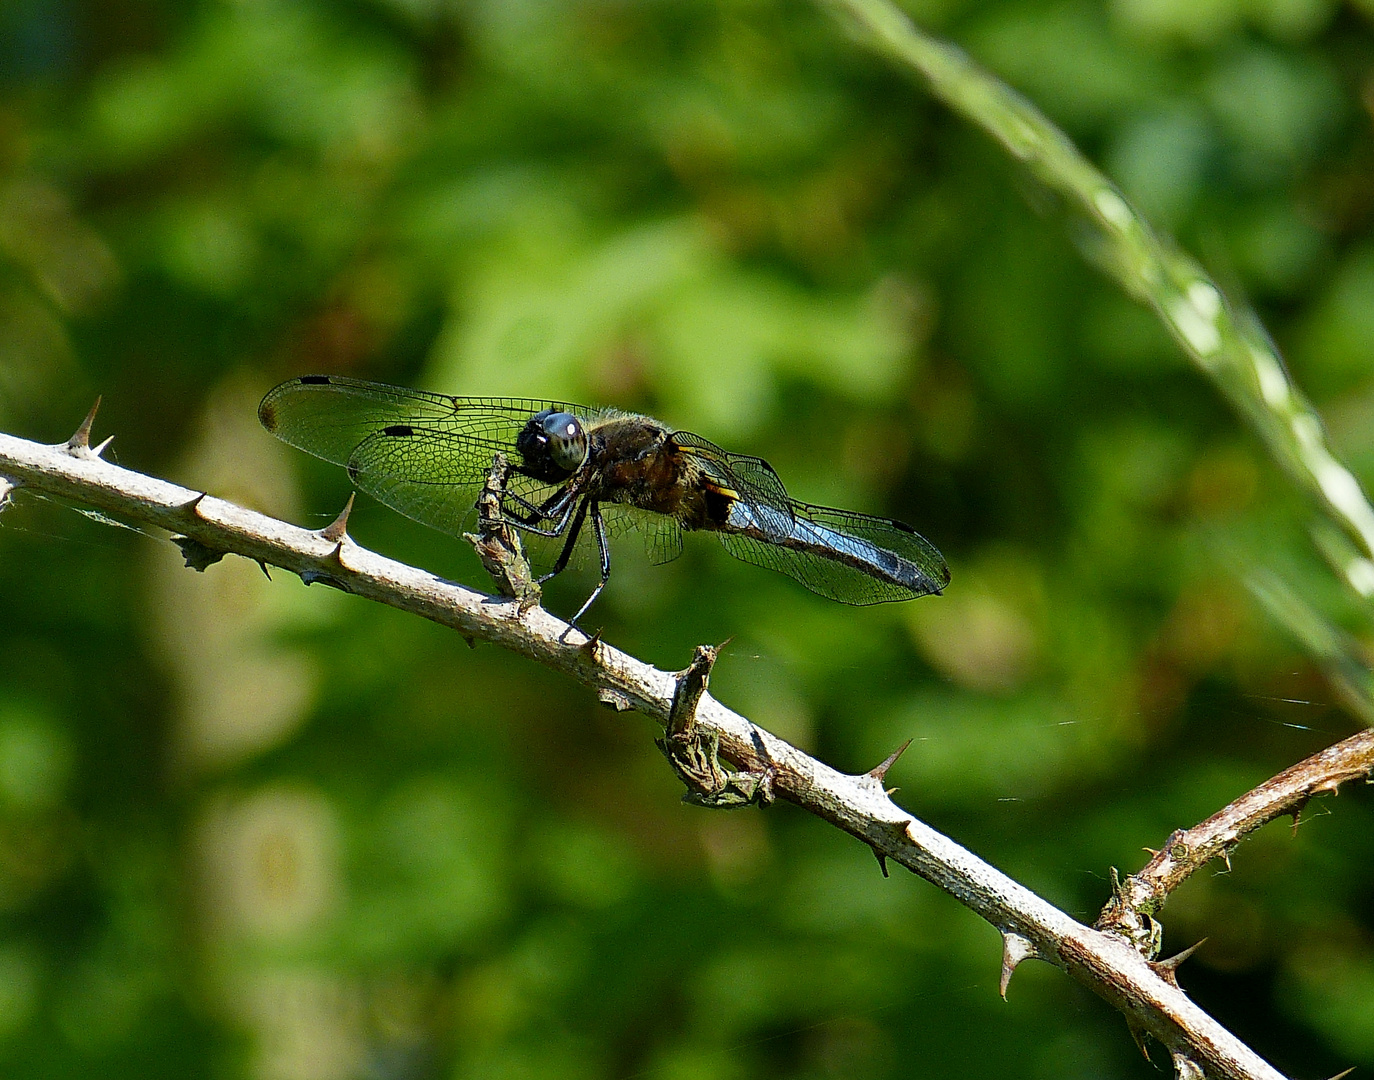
left=587, top=417, right=719, bottom=529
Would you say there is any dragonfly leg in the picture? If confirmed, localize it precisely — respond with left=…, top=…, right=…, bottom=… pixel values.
left=503, top=488, right=579, bottom=538
left=503, top=484, right=575, bottom=524
left=537, top=497, right=590, bottom=585
left=568, top=501, right=611, bottom=628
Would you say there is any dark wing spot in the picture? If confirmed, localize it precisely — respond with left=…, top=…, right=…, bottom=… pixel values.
left=347, top=461, right=359, bottom=481
left=259, top=402, right=277, bottom=430
left=383, top=424, right=414, bottom=437
left=300, top=375, right=332, bottom=385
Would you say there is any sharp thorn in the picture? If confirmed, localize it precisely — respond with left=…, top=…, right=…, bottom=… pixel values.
left=319, top=494, right=354, bottom=543
left=1126, top=1018, right=1151, bottom=1061
left=868, top=738, right=913, bottom=783
left=1109, top=866, right=1136, bottom=905
left=66, top=396, right=101, bottom=452
left=180, top=492, right=209, bottom=519
left=1289, top=795, right=1310, bottom=837
left=1171, top=1050, right=1204, bottom=1080
left=1327, top=1068, right=1356, bottom=1080
left=1151, top=939, right=1206, bottom=987
left=1158, top=938, right=1207, bottom=970
left=1142, top=846, right=1160, bottom=857
left=1220, top=848, right=1233, bottom=873
left=872, top=848, right=889, bottom=877
left=580, top=629, right=603, bottom=659
left=256, top=560, right=272, bottom=581
left=91, top=434, right=115, bottom=458
left=999, top=933, right=1036, bottom=1000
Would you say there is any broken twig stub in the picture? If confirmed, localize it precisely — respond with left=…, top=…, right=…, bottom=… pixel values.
left=465, top=452, right=541, bottom=610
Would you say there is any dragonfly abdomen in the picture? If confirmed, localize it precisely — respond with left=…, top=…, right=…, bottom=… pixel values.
left=725, top=504, right=933, bottom=594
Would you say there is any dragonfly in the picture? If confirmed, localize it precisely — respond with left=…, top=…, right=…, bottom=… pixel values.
left=259, top=375, right=949, bottom=624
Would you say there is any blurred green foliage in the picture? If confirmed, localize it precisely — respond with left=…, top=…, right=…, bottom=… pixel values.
left=2, top=0, right=1373, bottom=1077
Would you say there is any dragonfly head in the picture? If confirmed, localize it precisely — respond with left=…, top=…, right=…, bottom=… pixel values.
left=517, top=409, right=589, bottom=479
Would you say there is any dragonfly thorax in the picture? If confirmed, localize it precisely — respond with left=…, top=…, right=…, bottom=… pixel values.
left=516, top=409, right=589, bottom=479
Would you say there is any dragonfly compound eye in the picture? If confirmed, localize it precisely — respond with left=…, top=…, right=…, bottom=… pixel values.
left=541, top=412, right=588, bottom=471
left=517, top=409, right=589, bottom=478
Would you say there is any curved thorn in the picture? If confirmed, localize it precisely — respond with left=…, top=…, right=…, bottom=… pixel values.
left=1151, top=939, right=1207, bottom=987
left=868, top=738, right=913, bottom=783
left=1289, top=796, right=1311, bottom=837
left=1126, top=1018, right=1150, bottom=1061
left=319, top=494, right=355, bottom=543
left=256, top=560, right=273, bottom=581
left=999, top=933, right=1036, bottom=1000
left=180, top=492, right=209, bottom=520
left=66, top=396, right=102, bottom=452
left=872, top=847, right=889, bottom=878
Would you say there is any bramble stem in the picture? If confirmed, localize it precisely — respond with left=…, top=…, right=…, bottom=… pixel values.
left=0, top=422, right=1285, bottom=1080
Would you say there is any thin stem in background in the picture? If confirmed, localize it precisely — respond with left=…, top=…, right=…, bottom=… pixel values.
left=820, top=0, right=1374, bottom=615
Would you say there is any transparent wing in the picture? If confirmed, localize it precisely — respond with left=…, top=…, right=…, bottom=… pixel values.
left=602, top=505, right=684, bottom=566
left=503, top=503, right=682, bottom=579
left=259, top=374, right=589, bottom=470
left=345, top=427, right=686, bottom=581
left=717, top=501, right=949, bottom=605
left=671, top=432, right=793, bottom=540
left=346, top=425, right=570, bottom=540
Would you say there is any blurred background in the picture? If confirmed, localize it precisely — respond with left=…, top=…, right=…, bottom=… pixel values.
left=1, top=0, right=1373, bottom=1076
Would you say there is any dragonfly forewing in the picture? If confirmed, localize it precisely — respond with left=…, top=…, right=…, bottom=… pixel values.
left=259, top=375, right=588, bottom=468
left=346, top=425, right=567, bottom=541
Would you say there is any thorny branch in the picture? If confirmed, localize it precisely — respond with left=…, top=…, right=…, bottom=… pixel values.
left=1097, top=727, right=1374, bottom=952
left=0, top=410, right=1323, bottom=1080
